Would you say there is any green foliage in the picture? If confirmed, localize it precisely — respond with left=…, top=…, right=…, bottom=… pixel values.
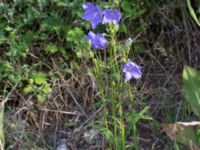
left=66, top=27, right=83, bottom=43
left=125, top=106, right=152, bottom=149
left=45, top=43, right=58, bottom=54
left=195, top=126, right=200, bottom=146
left=0, top=61, right=21, bottom=84
left=183, top=65, right=200, bottom=118
left=182, top=66, right=200, bottom=148
left=121, top=0, right=146, bottom=18
left=23, top=72, right=52, bottom=103
left=66, top=27, right=89, bottom=58
left=161, top=65, right=200, bottom=150
left=120, top=0, right=147, bottom=34
left=0, top=0, right=84, bottom=103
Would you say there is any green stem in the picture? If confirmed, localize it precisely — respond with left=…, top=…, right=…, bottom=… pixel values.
left=109, top=23, right=125, bottom=149
left=128, top=82, right=134, bottom=110
left=89, top=48, right=111, bottom=148
left=0, top=106, right=4, bottom=150
left=119, top=100, right=125, bottom=150
left=133, top=124, right=137, bottom=149
left=128, top=82, right=136, bottom=146
left=128, top=82, right=139, bottom=148
left=111, top=82, right=118, bottom=149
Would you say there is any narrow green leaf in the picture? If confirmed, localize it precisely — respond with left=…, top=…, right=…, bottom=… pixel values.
left=0, top=107, right=4, bottom=150
left=187, top=0, right=200, bottom=27
left=183, top=65, right=200, bottom=117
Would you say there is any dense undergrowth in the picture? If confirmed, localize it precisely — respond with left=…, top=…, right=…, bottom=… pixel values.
left=0, top=0, right=200, bottom=150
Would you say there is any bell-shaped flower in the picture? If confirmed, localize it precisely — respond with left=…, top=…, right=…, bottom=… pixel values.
left=102, top=9, right=121, bottom=25
left=82, top=3, right=103, bottom=29
left=123, top=61, right=142, bottom=81
left=84, top=31, right=108, bottom=49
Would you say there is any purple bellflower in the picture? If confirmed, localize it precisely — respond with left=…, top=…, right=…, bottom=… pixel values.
left=123, top=61, right=142, bottom=81
left=102, top=9, right=121, bottom=25
left=82, top=3, right=103, bottom=29
left=84, top=31, right=108, bottom=49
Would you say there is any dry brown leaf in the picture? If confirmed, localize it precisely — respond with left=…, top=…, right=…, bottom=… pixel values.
left=162, top=122, right=200, bottom=150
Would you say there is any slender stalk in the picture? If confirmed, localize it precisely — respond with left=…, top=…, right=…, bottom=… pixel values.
left=111, top=82, right=118, bottom=149
left=128, top=82, right=137, bottom=146
left=109, top=23, right=125, bottom=150
left=89, top=48, right=112, bottom=148
left=133, top=124, right=137, bottom=149
left=0, top=107, right=4, bottom=150
left=98, top=66, right=111, bottom=148
left=128, top=82, right=134, bottom=109
left=119, top=100, right=125, bottom=149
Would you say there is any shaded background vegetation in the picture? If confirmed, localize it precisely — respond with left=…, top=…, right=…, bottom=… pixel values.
left=0, top=0, right=199, bottom=149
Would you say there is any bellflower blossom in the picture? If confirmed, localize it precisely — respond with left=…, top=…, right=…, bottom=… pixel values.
left=82, top=3, right=103, bottom=29
left=123, top=61, right=142, bottom=81
left=102, top=9, right=121, bottom=25
left=84, top=31, right=108, bottom=49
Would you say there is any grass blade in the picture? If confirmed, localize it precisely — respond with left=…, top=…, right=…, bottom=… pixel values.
left=0, top=106, right=4, bottom=150
left=187, top=0, right=200, bottom=27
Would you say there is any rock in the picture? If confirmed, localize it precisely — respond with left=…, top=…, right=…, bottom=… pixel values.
left=56, top=139, right=69, bottom=150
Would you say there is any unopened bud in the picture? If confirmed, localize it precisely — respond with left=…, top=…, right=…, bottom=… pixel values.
left=125, top=37, right=133, bottom=47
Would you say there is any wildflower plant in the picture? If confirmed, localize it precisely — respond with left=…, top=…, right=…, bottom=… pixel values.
left=82, top=2, right=151, bottom=150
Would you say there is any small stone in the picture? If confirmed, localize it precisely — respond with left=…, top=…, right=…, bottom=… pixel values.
left=56, top=139, right=68, bottom=150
